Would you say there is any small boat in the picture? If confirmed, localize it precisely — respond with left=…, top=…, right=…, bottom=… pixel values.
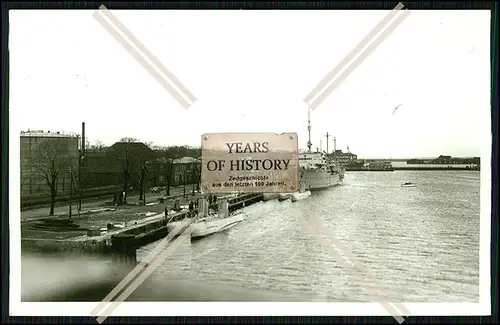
left=263, top=193, right=279, bottom=201
left=278, top=193, right=293, bottom=201
left=291, top=190, right=311, bottom=202
left=401, top=182, right=417, bottom=187
left=190, top=198, right=246, bottom=239
left=190, top=211, right=246, bottom=239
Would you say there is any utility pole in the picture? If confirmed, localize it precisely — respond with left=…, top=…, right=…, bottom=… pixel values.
left=142, top=160, right=147, bottom=205
left=196, top=161, right=201, bottom=192
left=69, top=166, right=73, bottom=220
left=183, top=167, right=187, bottom=197
left=79, top=122, right=85, bottom=211
left=191, top=163, right=195, bottom=195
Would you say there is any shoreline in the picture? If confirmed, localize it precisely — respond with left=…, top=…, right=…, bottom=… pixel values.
left=346, top=167, right=480, bottom=171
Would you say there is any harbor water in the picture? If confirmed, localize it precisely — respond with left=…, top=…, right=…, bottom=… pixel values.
left=135, top=171, right=480, bottom=302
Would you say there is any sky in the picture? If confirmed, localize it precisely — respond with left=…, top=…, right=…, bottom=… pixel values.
left=9, top=9, right=490, bottom=158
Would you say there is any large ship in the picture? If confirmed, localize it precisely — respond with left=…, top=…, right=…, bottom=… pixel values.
left=298, top=108, right=345, bottom=191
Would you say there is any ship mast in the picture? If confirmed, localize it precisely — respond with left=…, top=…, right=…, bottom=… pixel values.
left=307, top=107, right=312, bottom=152
left=325, top=132, right=329, bottom=154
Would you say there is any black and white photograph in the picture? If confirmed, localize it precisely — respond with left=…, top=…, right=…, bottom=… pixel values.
left=8, top=5, right=492, bottom=321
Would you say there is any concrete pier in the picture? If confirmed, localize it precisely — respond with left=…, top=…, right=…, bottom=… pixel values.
left=111, top=233, right=137, bottom=266
left=228, top=193, right=263, bottom=212
left=21, top=193, right=263, bottom=263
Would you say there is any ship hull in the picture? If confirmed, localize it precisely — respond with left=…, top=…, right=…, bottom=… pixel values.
left=190, top=213, right=246, bottom=238
left=301, top=170, right=343, bottom=191
left=263, top=193, right=279, bottom=201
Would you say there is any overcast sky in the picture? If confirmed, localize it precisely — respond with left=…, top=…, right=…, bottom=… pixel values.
left=9, top=9, right=490, bottom=158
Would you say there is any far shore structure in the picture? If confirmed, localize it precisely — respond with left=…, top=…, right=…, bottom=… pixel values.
left=19, top=127, right=479, bottom=215
left=20, top=128, right=202, bottom=215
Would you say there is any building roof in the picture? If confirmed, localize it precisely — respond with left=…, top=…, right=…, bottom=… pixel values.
left=109, top=141, right=154, bottom=153
left=20, top=130, right=79, bottom=138
left=173, top=156, right=199, bottom=164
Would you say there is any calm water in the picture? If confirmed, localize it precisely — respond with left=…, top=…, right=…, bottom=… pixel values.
left=136, top=171, right=480, bottom=302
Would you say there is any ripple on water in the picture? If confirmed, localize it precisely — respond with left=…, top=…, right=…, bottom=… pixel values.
left=137, top=171, right=480, bottom=302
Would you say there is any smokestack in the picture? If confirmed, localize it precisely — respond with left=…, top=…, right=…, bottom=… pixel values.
left=81, top=122, right=86, bottom=157
left=78, top=122, right=86, bottom=211
left=334, top=136, right=337, bottom=152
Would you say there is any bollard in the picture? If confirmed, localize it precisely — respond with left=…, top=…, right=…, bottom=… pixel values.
left=111, top=233, right=137, bottom=268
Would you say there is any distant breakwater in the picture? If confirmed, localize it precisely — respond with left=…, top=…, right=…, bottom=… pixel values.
left=346, top=167, right=479, bottom=171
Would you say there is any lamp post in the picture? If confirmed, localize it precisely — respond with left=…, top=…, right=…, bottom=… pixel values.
left=196, top=161, right=201, bottom=192
left=183, top=166, right=187, bottom=198
left=191, top=163, right=195, bottom=196
left=143, top=160, right=152, bottom=206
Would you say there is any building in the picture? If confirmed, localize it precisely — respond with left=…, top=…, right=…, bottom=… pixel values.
left=367, top=161, right=394, bottom=171
left=433, top=155, right=453, bottom=164
left=83, top=141, right=156, bottom=191
left=172, top=157, right=201, bottom=185
left=20, top=130, right=80, bottom=199
left=82, top=149, right=121, bottom=189
left=330, top=149, right=358, bottom=165
left=82, top=144, right=202, bottom=190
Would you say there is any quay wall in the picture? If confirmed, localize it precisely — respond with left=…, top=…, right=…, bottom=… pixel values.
left=346, top=167, right=479, bottom=171
left=21, top=238, right=109, bottom=256
left=21, top=193, right=263, bottom=257
left=394, top=167, right=479, bottom=171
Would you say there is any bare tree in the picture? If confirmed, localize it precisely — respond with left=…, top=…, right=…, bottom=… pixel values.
left=165, top=147, right=181, bottom=196
left=31, top=139, right=73, bottom=216
left=155, top=145, right=203, bottom=195
left=114, top=137, right=140, bottom=203
left=138, top=160, right=149, bottom=201
left=111, top=146, right=135, bottom=204
left=111, top=138, right=156, bottom=204
left=88, top=140, right=106, bottom=151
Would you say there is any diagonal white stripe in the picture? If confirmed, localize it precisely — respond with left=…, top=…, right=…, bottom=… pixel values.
left=308, top=9, right=411, bottom=110
left=98, top=5, right=197, bottom=105
left=305, top=216, right=410, bottom=323
left=94, top=226, right=194, bottom=323
left=303, top=2, right=405, bottom=104
left=93, top=7, right=196, bottom=109
left=90, top=218, right=189, bottom=318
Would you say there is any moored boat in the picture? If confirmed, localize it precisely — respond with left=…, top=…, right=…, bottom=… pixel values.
left=291, top=190, right=311, bottom=202
left=278, top=193, right=293, bottom=201
left=190, top=198, right=247, bottom=239
left=190, top=211, right=246, bottom=238
left=263, top=193, right=279, bottom=201
left=298, top=108, right=345, bottom=191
